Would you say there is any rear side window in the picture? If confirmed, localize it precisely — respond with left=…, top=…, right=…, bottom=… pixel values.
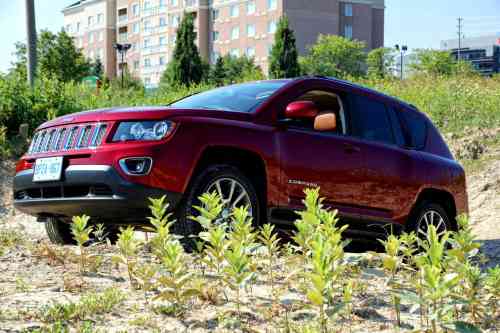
left=398, top=109, right=427, bottom=149
left=351, top=95, right=395, bottom=145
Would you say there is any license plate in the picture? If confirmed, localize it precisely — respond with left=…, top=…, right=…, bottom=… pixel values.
left=33, top=157, right=64, bottom=182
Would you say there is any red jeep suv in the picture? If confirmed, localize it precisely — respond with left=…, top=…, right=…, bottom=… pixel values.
left=13, top=77, right=468, bottom=245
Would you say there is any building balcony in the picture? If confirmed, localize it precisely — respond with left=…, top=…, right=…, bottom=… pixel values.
left=142, top=5, right=168, bottom=17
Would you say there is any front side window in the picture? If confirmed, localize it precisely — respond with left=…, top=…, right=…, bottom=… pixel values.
left=352, top=95, right=394, bottom=145
left=285, top=90, right=347, bottom=134
left=170, top=81, right=287, bottom=113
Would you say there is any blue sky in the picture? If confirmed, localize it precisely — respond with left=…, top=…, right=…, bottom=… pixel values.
left=1, top=0, right=499, bottom=72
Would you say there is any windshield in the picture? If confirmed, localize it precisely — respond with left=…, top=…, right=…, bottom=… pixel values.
left=169, top=81, right=287, bottom=113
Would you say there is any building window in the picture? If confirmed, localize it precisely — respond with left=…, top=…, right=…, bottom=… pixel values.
left=144, top=1, right=151, bottom=9
left=268, top=20, right=277, bottom=34
left=133, top=60, right=140, bottom=70
left=212, top=9, right=219, bottom=21
left=144, top=38, right=151, bottom=48
left=246, top=47, right=255, bottom=58
left=230, top=48, right=240, bottom=57
left=159, top=56, right=166, bottom=65
left=98, top=31, right=104, bottom=42
left=171, top=0, right=178, bottom=6
left=88, top=16, right=94, bottom=26
left=159, top=17, right=167, bottom=27
left=230, top=4, right=239, bottom=18
left=65, top=24, right=71, bottom=33
left=133, top=22, right=140, bottom=33
left=76, top=22, right=81, bottom=32
left=144, top=20, right=151, bottom=31
left=231, top=26, right=239, bottom=40
left=89, top=32, right=94, bottom=43
left=247, top=1, right=256, bottom=14
left=144, top=58, right=151, bottom=67
left=97, top=13, right=104, bottom=24
left=97, top=48, right=103, bottom=59
left=132, top=4, right=140, bottom=16
left=212, top=31, right=220, bottom=41
left=160, top=0, right=167, bottom=7
left=159, top=36, right=167, bottom=45
left=247, top=24, right=256, bottom=37
left=345, top=3, right=353, bottom=17
left=268, top=0, right=277, bottom=10
left=344, top=24, right=353, bottom=39
left=171, top=15, right=180, bottom=27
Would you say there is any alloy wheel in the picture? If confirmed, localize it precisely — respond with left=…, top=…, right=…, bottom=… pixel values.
left=205, top=177, right=253, bottom=224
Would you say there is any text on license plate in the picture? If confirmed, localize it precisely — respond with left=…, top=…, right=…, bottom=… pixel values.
left=33, top=157, right=64, bottom=182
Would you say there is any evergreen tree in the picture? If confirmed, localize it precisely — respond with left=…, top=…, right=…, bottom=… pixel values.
left=268, top=16, right=300, bottom=79
left=92, top=58, right=104, bottom=79
left=210, top=57, right=226, bottom=87
left=161, top=12, right=204, bottom=86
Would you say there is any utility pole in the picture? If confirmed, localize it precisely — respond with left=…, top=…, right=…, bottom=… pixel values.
left=25, top=0, right=37, bottom=87
left=457, top=17, right=464, bottom=61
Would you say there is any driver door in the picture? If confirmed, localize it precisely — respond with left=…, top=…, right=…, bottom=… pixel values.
left=278, top=89, right=366, bottom=218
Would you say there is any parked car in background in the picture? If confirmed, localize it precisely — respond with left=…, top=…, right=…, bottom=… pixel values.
left=13, top=77, right=468, bottom=246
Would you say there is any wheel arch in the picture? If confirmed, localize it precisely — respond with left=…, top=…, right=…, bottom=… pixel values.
left=186, top=145, right=268, bottom=221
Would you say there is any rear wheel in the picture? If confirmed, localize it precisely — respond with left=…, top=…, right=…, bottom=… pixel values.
left=408, top=201, right=451, bottom=238
left=45, top=217, right=76, bottom=245
left=175, top=164, right=260, bottom=250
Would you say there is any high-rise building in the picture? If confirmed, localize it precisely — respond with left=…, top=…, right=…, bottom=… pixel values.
left=62, top=0, right=118, bottom=78
left=63, top=0, right=385, bottom=88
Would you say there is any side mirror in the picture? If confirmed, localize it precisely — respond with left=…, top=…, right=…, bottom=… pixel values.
left=285, top=101, right=319, bottom=119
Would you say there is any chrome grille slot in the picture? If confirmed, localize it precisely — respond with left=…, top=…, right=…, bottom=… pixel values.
left=64, top=126, right=79, bottom=150
left=28, top=132, right=39, bottom=154
left=90, top=124, right=107, bottom=147
left=44, top=129, right=56, bottom=152
left=55, top=128, right=67, bottom=151
left=77, top=125, right=92, bottom=149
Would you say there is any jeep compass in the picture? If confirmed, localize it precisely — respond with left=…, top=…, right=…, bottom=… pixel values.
left=13, top=77, right=468, bottom=245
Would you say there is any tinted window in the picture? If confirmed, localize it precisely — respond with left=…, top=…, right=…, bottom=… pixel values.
left=387, top=107, right=406, bottom=146
left=352, top=95, right=394, bottom=144
left=398, top=109, right=427, bottom=149
left=170, top=81, right=287, bottom=113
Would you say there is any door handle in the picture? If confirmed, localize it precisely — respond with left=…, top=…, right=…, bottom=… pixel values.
left=343, top=143, right=361, bottom=153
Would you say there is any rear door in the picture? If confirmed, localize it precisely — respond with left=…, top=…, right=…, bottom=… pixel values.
left=348, top=93, right=418, bottom=223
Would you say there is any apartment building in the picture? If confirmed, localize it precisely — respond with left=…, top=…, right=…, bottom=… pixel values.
left=63, top=0, right=385, bottom=88
left=62, top=0, right=117, bottom=78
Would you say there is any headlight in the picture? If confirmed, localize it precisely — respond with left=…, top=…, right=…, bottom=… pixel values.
left=112, top=121, right=175, bottom=142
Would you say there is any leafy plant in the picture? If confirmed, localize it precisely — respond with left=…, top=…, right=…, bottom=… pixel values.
left=70, top=215, right=93, bottom=274
left=114, top=226, right=141, bottom=288
left=155, top=239, right=198, bottom=313
left=258, top=223, right=280, bottom=297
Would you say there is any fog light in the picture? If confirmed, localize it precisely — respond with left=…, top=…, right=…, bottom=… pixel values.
left=119, top=157, right=153, bottom=176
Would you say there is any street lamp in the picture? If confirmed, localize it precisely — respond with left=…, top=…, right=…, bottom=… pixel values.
left=113, top=43, right=132, bottom=88
left=395, top=44, right=408, bottom=80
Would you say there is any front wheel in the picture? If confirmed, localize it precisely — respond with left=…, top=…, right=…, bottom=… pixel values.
left=45, top=217, right=76, bottom=245
left=175, top=165, right=260, bottom=250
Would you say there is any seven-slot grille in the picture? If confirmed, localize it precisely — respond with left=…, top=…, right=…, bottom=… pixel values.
left=28, top=123, right=107, bottom=154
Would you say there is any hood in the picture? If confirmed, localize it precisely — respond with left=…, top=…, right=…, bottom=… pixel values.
left=37, top=106, right=253, bottom=130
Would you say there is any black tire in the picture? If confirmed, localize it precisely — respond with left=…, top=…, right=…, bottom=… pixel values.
left=174, top=164, right=260, bottom=251
left=406, top=201, right=452, bottom=238
left=45, top=217, right=76, bottom=245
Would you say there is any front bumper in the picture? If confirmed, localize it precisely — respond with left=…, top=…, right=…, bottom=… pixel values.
left=13, top=165, right=182, bottom=224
